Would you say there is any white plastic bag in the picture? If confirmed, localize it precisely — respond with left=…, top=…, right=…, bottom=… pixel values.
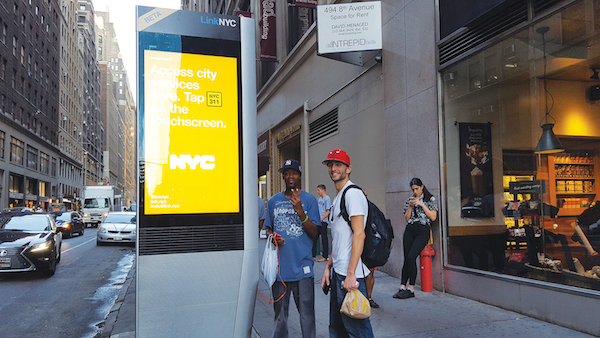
left=261, top=234, right=278, bottom=287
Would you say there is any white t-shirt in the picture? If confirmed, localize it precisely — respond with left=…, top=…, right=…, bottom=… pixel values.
left=329, top=180, right=370, bottom=278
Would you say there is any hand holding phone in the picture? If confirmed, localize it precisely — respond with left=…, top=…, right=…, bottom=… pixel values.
left=322, top=282, right=330, bottom=295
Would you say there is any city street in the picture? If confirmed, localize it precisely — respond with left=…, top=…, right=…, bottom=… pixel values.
left=0, top=228, right=135, bottom=338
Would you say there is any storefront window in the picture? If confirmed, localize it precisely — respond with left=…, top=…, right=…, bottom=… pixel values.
left=442, top=4, right=600, bottom=291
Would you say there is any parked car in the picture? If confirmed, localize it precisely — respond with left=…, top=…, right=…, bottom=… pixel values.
left=52, top=211, right=85, bottom=238
left=0, top=213, right=62, bottom=276
left=2, top=206, right=34, bottom=213
left=97, top=212, right=136, bottom=245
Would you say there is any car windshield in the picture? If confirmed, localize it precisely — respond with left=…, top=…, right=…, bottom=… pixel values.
left=84, top=198, right=109, bottom=208
left=0, top=215, right=50, bottom=231
left=53, top=212, right=72, bottom=221
left=103, top=213, right=135, bottom=224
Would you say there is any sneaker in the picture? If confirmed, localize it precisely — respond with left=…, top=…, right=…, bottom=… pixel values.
left=368, top=298, right=380, bottom=308
left=397, top=290, right=415, bottom=299
left=393, top=289, right=413, bottom=299
left=317, top=257, right=327, bottom=262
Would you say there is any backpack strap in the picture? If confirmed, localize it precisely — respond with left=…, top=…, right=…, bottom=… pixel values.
left=339, top=184, right=363, bottom=227
left=340, top=184, right=369, bottom=276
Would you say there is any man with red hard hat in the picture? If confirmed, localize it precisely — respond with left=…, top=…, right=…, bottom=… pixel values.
left=320, top=149, right=374, bottom=337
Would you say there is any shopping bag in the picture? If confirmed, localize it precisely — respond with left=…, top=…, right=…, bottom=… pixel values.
left=261, top=234, right=278, bottom=287
left=340, top=289, right=371, bottom=319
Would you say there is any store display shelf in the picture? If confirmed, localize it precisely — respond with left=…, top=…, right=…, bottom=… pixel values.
left=555, top=176, right=595, bottom=179
left=555, top=192, right=595, bottom=195
left=554, top=161, right=594, bottom=165
left=557, top=208, right=588, bottom=216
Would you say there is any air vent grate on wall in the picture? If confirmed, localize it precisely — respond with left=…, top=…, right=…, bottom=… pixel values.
left=532, top=0, right=564, bottom=15
left=439, top=1, right=528, bottom=67
left=439, top=0, right=574, bottom=69
left=139, top=224, right=244, bottom=256
left=309, top=108, right=338, bottom=144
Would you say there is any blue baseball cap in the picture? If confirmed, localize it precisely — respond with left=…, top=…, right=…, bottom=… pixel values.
left=279, top=159, right=302, bottom=174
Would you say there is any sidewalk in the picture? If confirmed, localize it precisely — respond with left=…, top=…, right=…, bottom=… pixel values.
left=104, top=239, right=593, bottom=337
left=252, top=256, right=593, bottom=338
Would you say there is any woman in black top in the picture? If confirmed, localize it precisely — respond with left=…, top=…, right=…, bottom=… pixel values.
left=393, top=178, right=438, bottom=299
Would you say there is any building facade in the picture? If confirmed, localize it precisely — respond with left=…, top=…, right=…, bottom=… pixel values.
left=253, top=0, right=599, bottom=335
left=95, top=10, right=129, bottom=208
left=180, top=0, right=250, bottom=14
left=77, top=0, right=104, bottom=188
left=58, top=0, right=84, bottom=206
left=0, top=0, right=62, bottom=210
left=119, top=75, right=136, bottom=209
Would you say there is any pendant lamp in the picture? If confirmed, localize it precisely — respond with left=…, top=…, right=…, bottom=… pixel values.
left=534, top=26, right=564, bottom=154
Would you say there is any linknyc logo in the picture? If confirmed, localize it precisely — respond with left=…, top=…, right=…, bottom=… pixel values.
left=199, top=15, right=237, bottom=28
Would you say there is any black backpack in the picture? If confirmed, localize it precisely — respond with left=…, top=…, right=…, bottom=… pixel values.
left=339, top=184, right=394, bottom=268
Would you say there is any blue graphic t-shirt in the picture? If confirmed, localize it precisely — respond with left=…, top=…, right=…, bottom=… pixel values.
left=265, top=190, right=321, bottom=282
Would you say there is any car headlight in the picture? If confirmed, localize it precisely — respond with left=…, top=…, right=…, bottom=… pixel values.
left=104, top=212, right=109, bottom=217
left=62, top=223, right=70, bottom=228
left=83, top=213, right=88, bottom=217
left=30, top=242, right=51, bottom=252
left=98, top=227, right=107, bottom=233
left=132, top=229, right=137, bottom=235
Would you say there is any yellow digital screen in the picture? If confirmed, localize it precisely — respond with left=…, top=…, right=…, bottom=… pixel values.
left=143, top=50, right=239, bottom=214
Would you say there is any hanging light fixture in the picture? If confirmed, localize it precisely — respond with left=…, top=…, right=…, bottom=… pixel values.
left=534, top=26, right=564, bottom=154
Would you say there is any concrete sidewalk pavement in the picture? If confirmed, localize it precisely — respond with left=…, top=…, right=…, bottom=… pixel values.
left=103, top=238, right=593, bottom=337
left=252, top=256, right=593, bottom=338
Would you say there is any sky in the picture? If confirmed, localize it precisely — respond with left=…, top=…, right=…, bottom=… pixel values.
left=91, top=0, right=181, bottom=100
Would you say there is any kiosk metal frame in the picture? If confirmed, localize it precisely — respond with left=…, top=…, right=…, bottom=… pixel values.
left=136, top=7, right=257, bottom=337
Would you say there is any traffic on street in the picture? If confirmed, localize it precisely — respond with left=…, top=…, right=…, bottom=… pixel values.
left=0, top=214, right=135, bottom=338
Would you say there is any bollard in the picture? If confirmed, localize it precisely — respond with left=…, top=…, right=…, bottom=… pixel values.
left=420, top=244, right=435, bottom=292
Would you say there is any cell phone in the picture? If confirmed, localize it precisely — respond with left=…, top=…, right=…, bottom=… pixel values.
left=322, top=283, right=330, bottom=295
left=275, top=233, right=282, bottom=238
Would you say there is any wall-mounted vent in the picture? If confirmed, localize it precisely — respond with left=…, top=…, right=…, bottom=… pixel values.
left=309, top=108, right=338, bottom=144
left=139, top=225, right=244, bottom=256
left=439, top=1, right=528, bottom=67
left=532, top=0, right=564, bottom=15
left=439, top=0, right=574, bottom=69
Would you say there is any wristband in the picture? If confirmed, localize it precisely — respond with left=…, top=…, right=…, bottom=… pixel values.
left=301, top=215, right=309, bottom=224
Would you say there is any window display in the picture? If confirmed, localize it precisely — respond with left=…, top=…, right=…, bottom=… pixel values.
left=442, top=3, right=600, bottom=291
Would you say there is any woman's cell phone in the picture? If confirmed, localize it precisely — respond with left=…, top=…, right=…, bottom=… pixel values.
left=322, top=283, right=330, bottom=295
left=275, top=233, right=282, bottom=238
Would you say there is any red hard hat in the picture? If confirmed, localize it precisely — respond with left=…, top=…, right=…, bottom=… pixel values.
left=323, top=149, right=351, bottom=166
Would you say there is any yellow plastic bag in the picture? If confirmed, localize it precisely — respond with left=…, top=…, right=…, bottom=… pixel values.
left=340, top=289, right=371, bottom=319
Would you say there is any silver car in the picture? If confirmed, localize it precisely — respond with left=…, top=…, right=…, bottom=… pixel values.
left=96, top=212, right=136, bottom=245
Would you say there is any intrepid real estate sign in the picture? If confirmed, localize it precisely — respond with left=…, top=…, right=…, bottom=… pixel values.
left=317, top=1, right=382, bottom=54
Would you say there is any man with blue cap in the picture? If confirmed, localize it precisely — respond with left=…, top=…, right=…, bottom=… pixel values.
left=264, top=159, right=320, bottom=338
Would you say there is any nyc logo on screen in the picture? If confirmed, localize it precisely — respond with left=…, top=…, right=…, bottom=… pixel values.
left=169, top=154, right=216, bottom=170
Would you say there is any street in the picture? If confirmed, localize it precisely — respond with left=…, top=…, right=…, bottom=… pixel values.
left=0, top=227, right=134, bottom=338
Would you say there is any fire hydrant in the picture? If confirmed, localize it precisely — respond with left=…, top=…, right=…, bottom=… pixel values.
left=420, top=244, right=435, bottom=292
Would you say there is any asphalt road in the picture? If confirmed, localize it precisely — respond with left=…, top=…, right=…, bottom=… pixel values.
left=0, top=226, right=135, bottom=338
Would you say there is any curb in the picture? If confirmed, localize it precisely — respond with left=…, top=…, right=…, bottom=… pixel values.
left=100, top=259, right=136, bottom=338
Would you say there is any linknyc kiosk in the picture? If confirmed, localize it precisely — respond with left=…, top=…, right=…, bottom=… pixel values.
left=136, top=7, right=257, bottom=337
